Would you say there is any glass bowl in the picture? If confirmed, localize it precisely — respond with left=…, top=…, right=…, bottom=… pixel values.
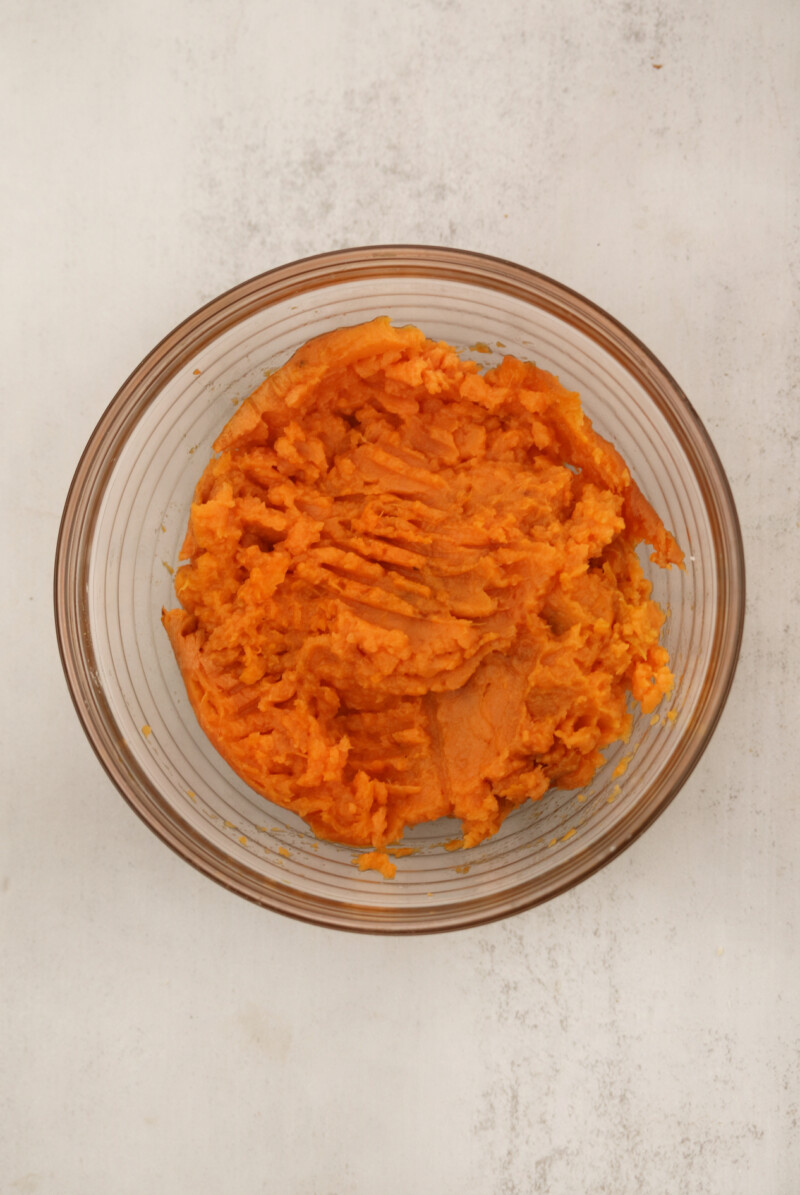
left=54, top=246, right=745, bottom=933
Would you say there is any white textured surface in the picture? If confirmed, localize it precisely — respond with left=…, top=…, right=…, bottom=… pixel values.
left=2, top=1, right=798, bottom=1191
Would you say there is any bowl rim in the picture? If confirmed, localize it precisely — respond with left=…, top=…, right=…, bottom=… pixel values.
left=53, top=243, right=746, bottom=934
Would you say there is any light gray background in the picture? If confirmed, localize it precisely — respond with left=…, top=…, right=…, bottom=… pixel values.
left=2, top=1, right=798, bottom=1192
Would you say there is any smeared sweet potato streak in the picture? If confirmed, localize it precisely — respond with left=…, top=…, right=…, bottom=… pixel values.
left=163, top=318, right=682, bottom=860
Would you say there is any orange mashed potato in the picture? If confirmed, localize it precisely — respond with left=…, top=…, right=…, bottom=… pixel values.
left=163, top=318, right=682, bottom=857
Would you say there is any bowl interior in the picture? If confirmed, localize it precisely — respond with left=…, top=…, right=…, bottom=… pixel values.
left=57, top=250, right=743, bottom=931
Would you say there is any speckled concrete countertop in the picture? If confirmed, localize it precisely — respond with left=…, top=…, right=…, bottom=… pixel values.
left=2, top=2, right=798, bottom=1191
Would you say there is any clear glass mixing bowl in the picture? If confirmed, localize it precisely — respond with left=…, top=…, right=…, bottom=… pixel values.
left=54, top=246, right=745, bottom=933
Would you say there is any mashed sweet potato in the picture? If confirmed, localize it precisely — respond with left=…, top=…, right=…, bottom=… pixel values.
left=163, top=318, right=682, bottom=855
